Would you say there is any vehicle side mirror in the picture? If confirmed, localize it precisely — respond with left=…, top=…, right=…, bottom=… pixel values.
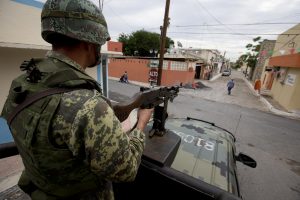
left=236, top=153, right=257, bottom=168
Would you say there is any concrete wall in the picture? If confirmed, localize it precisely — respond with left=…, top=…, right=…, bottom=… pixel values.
left=0, top=47, right=105, bottom=111
left=0, top=47, right=48, bottom=111
left=109, top=58, right=150, bottom=83
left=0, top=0, right=48, bottom=47
left=272, top=24, right=300, bottom=57
left=271, top=68, right=300, bottom=111
left=161, top=69, right=194, bottom=86
left=108, top=58, right=195, bottom=86
left=290, top=71, right=300, bottom=112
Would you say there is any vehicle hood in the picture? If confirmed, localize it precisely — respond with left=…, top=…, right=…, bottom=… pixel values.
left=165, top=117, right=238, bottom=195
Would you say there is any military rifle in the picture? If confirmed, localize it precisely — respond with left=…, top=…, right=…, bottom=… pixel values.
left=112, top=86, right=180, bottom=137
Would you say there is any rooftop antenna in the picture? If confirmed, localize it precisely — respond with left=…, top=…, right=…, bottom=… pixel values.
left=99, top=0, right=104, bottom=11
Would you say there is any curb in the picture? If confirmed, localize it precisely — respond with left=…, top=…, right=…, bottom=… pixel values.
left=209, top=73, right=222, bottom=82
left=241, top=75, right=300, bottom=119
left=109, top=77, right=151, bottom=87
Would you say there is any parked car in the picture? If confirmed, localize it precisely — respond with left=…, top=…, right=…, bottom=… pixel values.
left=222, top=69, right=231, bottom=76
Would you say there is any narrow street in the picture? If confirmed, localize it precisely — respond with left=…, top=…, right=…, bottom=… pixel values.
left=181, top=70, right=268, bottom=112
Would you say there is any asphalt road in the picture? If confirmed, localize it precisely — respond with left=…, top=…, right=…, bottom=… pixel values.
left=108, top=71, right=300, bottom=200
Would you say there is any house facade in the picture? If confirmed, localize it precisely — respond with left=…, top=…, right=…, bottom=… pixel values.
left=165, top=48, right=224, bottom=80
left=267, top=24, right=300, bottom=113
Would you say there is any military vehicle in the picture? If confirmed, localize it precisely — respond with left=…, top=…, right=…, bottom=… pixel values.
left=112, top=86, right=256, bottom=200
left=113, top=116, right=256, bottom=200
left=0, top=86, right=256, bottom=200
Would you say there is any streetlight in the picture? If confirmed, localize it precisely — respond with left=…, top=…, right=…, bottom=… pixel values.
left=149, top=49, right=158, bottom=57
left=149, top=49, right=153, bottom=57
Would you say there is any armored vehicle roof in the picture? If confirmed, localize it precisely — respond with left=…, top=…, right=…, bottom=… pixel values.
left=165, top=117, right=239, bottom=195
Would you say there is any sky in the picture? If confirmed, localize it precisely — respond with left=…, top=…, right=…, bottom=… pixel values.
left=41, top=0, right=300, bottom=61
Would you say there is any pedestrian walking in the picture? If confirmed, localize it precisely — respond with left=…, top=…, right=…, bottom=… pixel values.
left=227, top=79, right=235, bottom=95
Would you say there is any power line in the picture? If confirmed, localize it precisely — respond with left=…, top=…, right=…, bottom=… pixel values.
left=272, top=34, right=299, bottom=55
left=105, top=4, right=135, bottom=30
left=168, top=32, right=300, bottom=36
left=193, top=0, right=223, bottom=26
left=192, top=0, right=253, bottom=40
left=174, top=22, right=299, bottom=27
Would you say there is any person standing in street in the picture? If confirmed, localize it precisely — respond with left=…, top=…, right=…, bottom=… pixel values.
left=1, top=0, right=153, bottom=199
left=254, top=79, right=262, bottom=95
left=227, top=79, right=235, bottom=95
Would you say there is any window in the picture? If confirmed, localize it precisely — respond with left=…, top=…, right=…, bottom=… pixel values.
left=170, top=61, right=188, bottom=71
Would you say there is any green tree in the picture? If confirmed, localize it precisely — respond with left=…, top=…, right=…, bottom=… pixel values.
left=117, top=30, right=174, bottom=57
left=234, top=54, right=247, bottom=69
left=118, top=33, right=131, bottom=55
left=242, top=36, right=262, bottom=79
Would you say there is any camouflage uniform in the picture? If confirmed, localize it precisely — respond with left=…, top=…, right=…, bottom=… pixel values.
left=1, top=50, right=145, bottom=200
left=1, top=0, right=145, bottom=199
left=48, top=51, right=146, bottom=199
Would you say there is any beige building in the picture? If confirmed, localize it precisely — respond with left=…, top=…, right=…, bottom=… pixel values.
left=267, top=24, right=300, bottom=113
left=166, top=48, right=223, bottom=80
left=0, top=0, right=50, bottom=111
left=0, top=0, right=121, bottom=112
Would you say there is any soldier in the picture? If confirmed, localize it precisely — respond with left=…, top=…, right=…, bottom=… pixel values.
left=1, top=0, right=153, bottom=199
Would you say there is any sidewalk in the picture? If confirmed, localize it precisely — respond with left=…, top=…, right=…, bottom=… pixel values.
left=242, top=76, right=300, bottom=120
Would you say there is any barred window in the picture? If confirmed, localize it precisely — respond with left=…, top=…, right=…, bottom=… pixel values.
left=170, top=61, right=188, bottom=71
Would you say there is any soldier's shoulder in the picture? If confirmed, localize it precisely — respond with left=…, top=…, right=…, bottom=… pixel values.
left=58, top=89, right=105, bottom=115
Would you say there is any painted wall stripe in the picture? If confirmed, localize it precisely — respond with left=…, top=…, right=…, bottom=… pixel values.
left=12, top=0, right=44, bottom=9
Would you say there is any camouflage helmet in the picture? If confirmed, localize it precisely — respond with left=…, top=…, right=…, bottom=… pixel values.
left=41, top=0, right=110, bottom=45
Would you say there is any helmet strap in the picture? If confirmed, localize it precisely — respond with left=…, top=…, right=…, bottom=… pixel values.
left=95, top=45, right=102, bottom=66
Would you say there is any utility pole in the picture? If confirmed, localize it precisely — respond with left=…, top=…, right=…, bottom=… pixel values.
left=157, top=0, right=170, bottom=86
